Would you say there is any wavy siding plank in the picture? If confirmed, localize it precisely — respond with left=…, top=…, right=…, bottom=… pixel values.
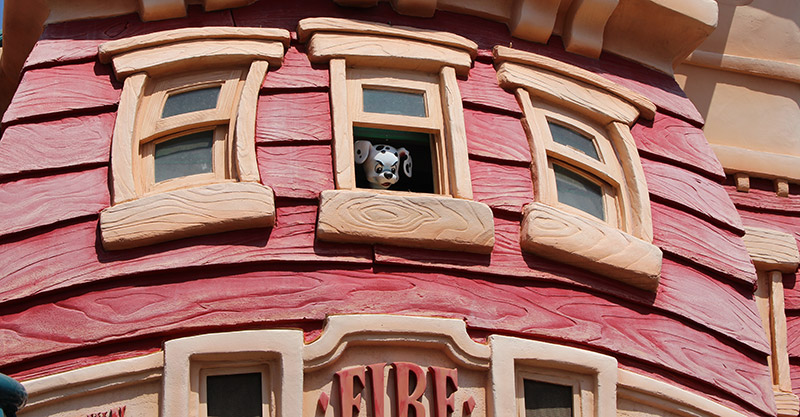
left=262, top=45, right=329, bottom=90
left=727, top=185, right=800, bottom=214
left=0, top=112, right=114, bottom=177
left=257, top=144, right=333, bottom=199
left=0, top=168, right=109, bottom=237
left=256, top=92, right=331, bottom=144
left=464, top=107, right=530, bottom=163
left=469, top=159, right=533, bottom=214
left=642, top=158, right=743, bottom=233
left=0, top=267, right=774, bottom=415
left=459, top=61, right=521, bottom=115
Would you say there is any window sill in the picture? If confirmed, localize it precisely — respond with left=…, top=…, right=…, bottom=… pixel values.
left=317, top=189, right=495, bottom=254
left=100, top=181, right=275, bottom=250
left=520, top=202, right=661, bottom=291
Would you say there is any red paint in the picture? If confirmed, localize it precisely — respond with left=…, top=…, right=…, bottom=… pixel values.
left=257, top=144, right=333, bottom=200
left=394, top=362, right=427, bottom=417
left=468, top=159, right=533, bottom=214
left=631, top=113, right=724, bottom=181
left=725, top=185, right=800, bottom=215
left=459, top=62, right=521, bottom=116
left=642, top=158, right=744, bottom=234
left=256, top=92, right=332, bottom=144
left=336, top=366, right=366, bottom=417
left=0, top=167, right=109, bottom=238
left=262, top=45, right=329, bottom=90
left=3, top=62, right=120, bottom=124
left=430, top=366, right=458, bottom=417
left=367, top=363, right=388, bottom=416
left=86, top=406, right=125, bottom=417
left=463, top=107, right=530, bottom=164
left=0, top=112, right=114, bottom=178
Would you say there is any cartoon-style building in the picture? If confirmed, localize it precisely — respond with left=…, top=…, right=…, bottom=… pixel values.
left=0, top=1, right=797, bottom=416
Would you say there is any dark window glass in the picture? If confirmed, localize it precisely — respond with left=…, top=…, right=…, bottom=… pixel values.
left=524, top=379, right=574, bottom=417
left=548, top=122, right=599, bottom=161
left=162, top=86, right=221, bottom=118
left=554, top=164, right=605, bottom=221
left=363, top=88, right=427, bottom=117
left=154, top=130, right=214, bottom=183
left=353, top=126, right=434, bottom=193
left=206, top=372, right=263, bottom=417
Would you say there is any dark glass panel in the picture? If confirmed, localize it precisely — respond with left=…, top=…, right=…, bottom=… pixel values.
left=363, top=88, right=427, bottom=117
left=207, top=373, right=262, bottom=417
left=548, top=122, right=599, bottom=160
left=162, top=86, right=221, bottom=118
left=154, top=130, right=214, bottom=183
left=554, top=164, right=605, bottom=221
left=524, top=379, right=574, bottom=417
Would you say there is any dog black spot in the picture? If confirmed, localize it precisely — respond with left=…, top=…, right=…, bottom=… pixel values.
left=381, top=149, right=386, bottom=153
left=393, top=152, right=398, bottom=156
left=356, top=150, right=361, bottom=155
left=376, top=145, right=384, bottom=150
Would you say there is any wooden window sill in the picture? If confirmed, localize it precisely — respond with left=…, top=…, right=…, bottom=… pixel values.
left=100, top=181, right=275, bottom=250
left=316, top=189, right=495, bottom=254
left=520, top=202, right=662, bottom=291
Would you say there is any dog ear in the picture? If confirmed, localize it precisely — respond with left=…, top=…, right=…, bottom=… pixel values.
left=354, top=140, right=371, bottom=164
left=398, top=147, right=412, bottom=178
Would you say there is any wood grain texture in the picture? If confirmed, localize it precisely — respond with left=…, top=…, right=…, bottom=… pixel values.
left=99, top=182, right=276, bottom=250
left=262, top=45, right=329, bottom=90
left=0, top=167, right=109, bottom=238
left=496, top=62, right=639, bottom=125
left=317, top=189, right=495, bottom=253
left=785, top=314, right=800, bottom=359
left=630, top=112, right=724, bottom=181
left=0, top=112, right=114, bottom=177
left=651, top=202, right=757, bottom=286
left=726, top=185, right=800, bottom=214
left=109, top=73, right=146, bottom=204
left=255, top=92, right=332, bottom=144
left=235, top=60, right=269, bottom=183
left=24, top=39, right=102, bottom=69
left=0, top=267, right=775, bottom=415
left=307, top=33, right=473, bottom=76
left=468, top=159, right=533, bottom=214
left=463, top=107, right=530, bottom=164
left=0, top=203, right=372, bottom=305
left=520, top=202, right=662, bottom=291
left=2, top=62, right=120, bottom=124
left=742, top=227, right=800, bottom=273
left=458, top=61, right=521, bottom=116
left=440, top=65, right=473, bottom=199
left=641, top=158, right=744, bottom=234
left=257, top=144, right=333, bottom=200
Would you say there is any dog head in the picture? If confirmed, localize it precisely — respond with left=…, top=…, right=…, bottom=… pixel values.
left=354, top=140, right=412, bottom=189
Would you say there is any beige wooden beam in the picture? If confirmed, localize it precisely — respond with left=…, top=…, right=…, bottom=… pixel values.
left=743, top=227, right=800, bottom=274
left=562, top=0, right=619, bottom=58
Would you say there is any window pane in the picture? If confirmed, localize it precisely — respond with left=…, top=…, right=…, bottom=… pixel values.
left=524, top=379, right=574, bottom=417
left=154, top=130, right=214, bottom=183
left=554, top=164, right=605, bottom=221
left=548, top=122, right=599, bottom=161
left=207, top=373, right=262, bottom=417
left=363, top=88, right=426, bottom=117
left=162, top=86, right=221, bottom=118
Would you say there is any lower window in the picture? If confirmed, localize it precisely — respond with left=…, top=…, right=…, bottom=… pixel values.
left=524, top=379, right=574, bottom=417
left=517, top=370, right=589, bottom=417
left=201, top=366, right=270, bottom=417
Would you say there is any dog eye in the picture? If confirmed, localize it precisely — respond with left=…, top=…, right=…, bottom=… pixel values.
left=374, top=163, right=383, bottom=173
left=391, top=163, right=397, bottom=173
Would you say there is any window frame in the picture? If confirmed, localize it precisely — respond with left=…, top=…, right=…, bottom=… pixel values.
left=97, top=27, right=289, bottom=251
left=198, top=363, right=271, bottom=417
left=517, top=369, right=592, bottom=417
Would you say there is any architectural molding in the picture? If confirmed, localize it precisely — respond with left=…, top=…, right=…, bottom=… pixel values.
left=562, top=0, right=619, bottom=59
left=683, top=50, right=800, bottom=84
left=742, top=226, right=800, bottom=273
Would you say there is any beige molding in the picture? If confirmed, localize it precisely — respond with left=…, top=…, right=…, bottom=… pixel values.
left=162, top=329, right=304, bottom=417
left=743, top=227, right=800, bottom=273
left=508, top=0, right=560, bottom=43
left=617, top=370, right=750, bottom=417
left=440, top=65, right=473, bottom=199
left=110, top=72, right=147, bottom=204
left=489, top=335, right=618, bottom=417
left=562, top=0, right=619, bottom=59
left=775, top=390, right=800, bottom=417
left=235, top=60, right=269, bottom=183
left=520, top=202, right=662, bottom=291
left=138, top=0, right=186, bottom=21
left=734, top=173, right=750, bottom=193
left=316, top=189, right=495, bottom=254
left=683, top=50, right=800, bottom=84
left=712, top=145, right=800, bottom=183
left=99, top=182, right=276, bottom=250
left=775, top=179, right=790, bottom=198
left=22, top=352, right=163, bottom=412
left=297, top=17, right=477, bottom=58
left=303, top=314, right=491, bottom=371
left=495, top=46, right=656, bottom=121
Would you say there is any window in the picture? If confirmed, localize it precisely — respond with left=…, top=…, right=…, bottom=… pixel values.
left=494, top=45, right=662, bottom=291
left=521, top=374, right=579, bottom=417
left=201, top=366, right=269, bottom=417
left=299, top=17, right=495, bottom=254
left=97, top=27, right=290, bottom=250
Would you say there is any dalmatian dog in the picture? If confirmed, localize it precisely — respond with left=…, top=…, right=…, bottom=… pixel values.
left=354, top=140, right=412, bottom=189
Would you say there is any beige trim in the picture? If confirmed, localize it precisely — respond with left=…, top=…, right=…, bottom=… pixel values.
left=329, top=59, right=354, bottom=190
left=734, top=173, right=750, bottom=193
left=162, top=329, right=304, bottom=417
left=743, top=227, right=800, bottom=273
left=22, top=352, right=163, bottom=412
left=774, top=391, right=800, bottom=417
left=494, top=46, right=655, bottom=121
left=683, top=50, right=800, bottom=84
left=316, top=189, right=495, bottom=254
left=138, top=0, right=186, bottom=21
left=711, top=144, right=800, bottom=183
left=507, top=0, right=560, bottom=43
left=608, top=121, right=654, bottom=242
left=489, top=335, right=618, bottom=417
left=297, top=17, right=477, bottom=58
left=617, top=370, right=750, bottom=417
left=562, top=0, right=619, bottom=59
left=111, top=72, right=147, bottom=204
left=440, top=65, right=473, bottom=199
left=303, top=314, right=491, bottom=371
left=520, top=202, right=662, bottom=291
left=235, top=60, right=269, bottom=182
left=99, top=182, right=276, bottom=250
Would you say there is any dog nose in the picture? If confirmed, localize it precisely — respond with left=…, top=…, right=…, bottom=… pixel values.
left=383, top=172, right=393, bottom=179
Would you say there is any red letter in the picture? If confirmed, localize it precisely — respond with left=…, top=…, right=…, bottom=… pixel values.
left=430, top=366, right=458, bottom=417
left=394, top=362, right=426, bottom=417
left=336, top=366, right=366, bottom=417
left=367, top=363, right=387, bottom=416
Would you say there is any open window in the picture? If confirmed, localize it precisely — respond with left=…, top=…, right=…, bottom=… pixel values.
left=97, top=27, right=290, bottom=250
left=298, top=17, right=495, bottom=254
left=494, top=45, right=662, bottom=291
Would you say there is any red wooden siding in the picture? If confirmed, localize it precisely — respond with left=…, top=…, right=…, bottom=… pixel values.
left=256, top=92, right=332, bottom=144
left=262, top=45, right=329, bottom=90
left=464, top=107, right=530, bottom=164
left=468, top=159, right=533, bottom=214
left=257, top=144, right=334, bottom=200
left=459, top=62, right=521, bottom=115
